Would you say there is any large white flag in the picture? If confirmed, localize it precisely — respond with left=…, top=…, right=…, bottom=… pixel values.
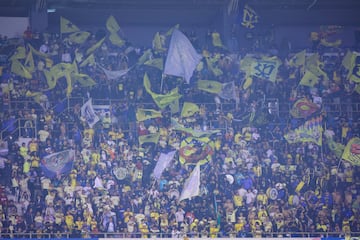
left=164, top=29, right=202, bottom=83
left=153, top=150, right=176, bottom=180
left=81, top=98, right=100, bottom=128
left=178, top=163, right=201, bottom=202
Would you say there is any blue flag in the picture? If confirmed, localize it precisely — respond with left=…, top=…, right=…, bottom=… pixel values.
left=41, top=150, right=75, bottom=178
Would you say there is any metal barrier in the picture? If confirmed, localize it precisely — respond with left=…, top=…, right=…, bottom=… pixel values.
left=0, top=231, right=358, bottom=239
left=1, top=97, right=360, bottom=141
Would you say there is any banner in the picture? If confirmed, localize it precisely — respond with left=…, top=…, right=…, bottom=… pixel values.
left=290, top=98, right=320, bottom=118
left=342, top=137, right=360, bottom=166
left=250, top=59, right=279, bottom=82
left=40, top=150, right=75, bottom=178
left=349, top=52, right=360, bottom=83
left=241, top=4, right=259, bottom=29
left=164, top=29, right=202, bottom=83
left=153, top=150, right=176, bottom=180
left=81, top=98, right=100, bottom=128
left=284, top=116, right=323, bottom=146
left=179, top=136, right=214, bottom=165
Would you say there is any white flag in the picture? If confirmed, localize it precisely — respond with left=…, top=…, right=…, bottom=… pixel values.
left=178, top=163, right=201, bottom=202
left=164, top=29, right=202, bottom=83
left=81, top=98, right=100, bottom=128
left=219, top=81, right=236, bottom=100
left=99, top=65, right=131, bottom=80
left=153, top=150, right=176, bottom=180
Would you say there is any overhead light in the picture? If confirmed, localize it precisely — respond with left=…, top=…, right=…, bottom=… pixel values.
left=47, top=8, right=56, bottom=13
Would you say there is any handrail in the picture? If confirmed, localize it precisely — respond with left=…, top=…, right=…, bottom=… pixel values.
left=0, top=118, right=37, bottom=141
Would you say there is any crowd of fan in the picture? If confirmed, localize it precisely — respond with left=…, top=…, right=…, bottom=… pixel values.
left=0, top=25, right=359, bottom=239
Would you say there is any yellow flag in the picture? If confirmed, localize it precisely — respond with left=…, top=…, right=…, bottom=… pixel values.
left=355, top=84, right=360, bottom=95
left=136, top=108, right=162, bottom=122
left=10, top=46, right=26, bottom=60
left=342, top=50, right=353, bottom=70
left=144, top=58, right=163, bottom=70
left=299, top=70, right=319, bottom=87
left=24, top=51, right=35, bottom=73
left=152, top=32, right=166, bottom=52
left=197, top=80, right=222, bottom=93
left=86, top=37, right=105, bottom=55
left=206, top=57, right=223, bottom=77
left=60, top=16, right=80, bottom=34
left=242, top=77, right=253, bottom=90
left=109, top=32, right=125, bottom=47
left=45, top=58, right=53, bottom=68
left=212, top=31, right=225, bottom=48
left=44, top=69, right=57, bottom=89
left=349, top=52, right=360, bottom=83
left=11, top=59, right=32, bottom=79
left=44, top=62, right=78, bottom=89
left=65, top=71, right=72, bottom=97
left=181, top=102, right=199, bottom=118
left=139, top=133, right=160, bottom=146
left=239, top=55, right=255, bottom=77
left=25, top=90, right=43, bottom=104
left=72, top=73, right=96, bottom=87
left=289, top=50, right=306, bottom=68
left=79, top=54, right=95, bottom=67
left=143, top=73, right=182, bottom=109
left=138, top=49, right=152, bottom=65
left=106, top=15, right=120, bottom=33
left=342, top=137, right=360, bottom=166
left=68, top=31, right=90, bottom=44
left=28, top=44, right=49, bottom=59
left=306, top=53, right=329, bottom=81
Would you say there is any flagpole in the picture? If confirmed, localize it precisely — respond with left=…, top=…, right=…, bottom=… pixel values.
left=160, top=74, right=165, bottom=93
